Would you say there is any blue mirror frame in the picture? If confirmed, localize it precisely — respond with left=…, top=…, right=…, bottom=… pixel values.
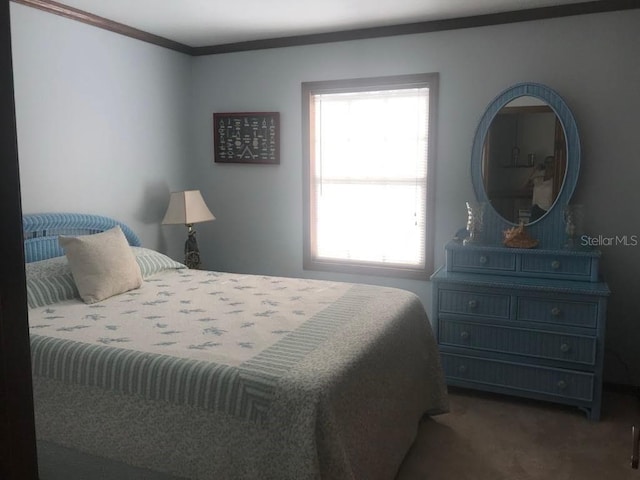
left=470, top=83, right=580, bottom=248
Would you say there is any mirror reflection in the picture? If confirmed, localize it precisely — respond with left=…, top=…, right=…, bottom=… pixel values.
left=482, top=96, right=566, bottom=224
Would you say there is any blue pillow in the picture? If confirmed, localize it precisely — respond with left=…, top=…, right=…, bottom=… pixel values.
left=26, top=256, right=78, bottom=308
left=131, top=247, right=187, bottom=278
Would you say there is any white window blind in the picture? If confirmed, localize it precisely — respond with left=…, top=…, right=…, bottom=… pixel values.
left=310, top=87, right=430, bottom=268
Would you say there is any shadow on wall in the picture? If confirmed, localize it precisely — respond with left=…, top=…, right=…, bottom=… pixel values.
left=136, top=181, right=171, bottom=252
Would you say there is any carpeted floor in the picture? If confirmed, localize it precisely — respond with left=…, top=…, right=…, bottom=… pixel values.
left=397, top=387, right=640, bottom=480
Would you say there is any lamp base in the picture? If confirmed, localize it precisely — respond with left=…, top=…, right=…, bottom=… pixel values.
left=184, top=225, right=201, bottom=269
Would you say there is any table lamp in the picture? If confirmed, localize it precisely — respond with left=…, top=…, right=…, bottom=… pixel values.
left=162, top=190, right=215, bottom=269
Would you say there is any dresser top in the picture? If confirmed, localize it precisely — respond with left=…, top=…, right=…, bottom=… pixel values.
left=431, top=266, right=610, bottom=296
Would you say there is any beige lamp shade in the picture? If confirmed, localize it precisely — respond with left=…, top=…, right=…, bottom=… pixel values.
left=162, top=190, right=215, bottom=225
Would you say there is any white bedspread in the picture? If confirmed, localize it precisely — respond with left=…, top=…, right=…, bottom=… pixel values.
left=29, top=270, right=351, bottom=366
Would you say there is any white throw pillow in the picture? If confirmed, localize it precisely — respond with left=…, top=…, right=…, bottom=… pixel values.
left=59, top=226, right=143, bottom=304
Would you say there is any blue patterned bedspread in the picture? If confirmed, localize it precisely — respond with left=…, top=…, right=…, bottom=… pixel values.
left=29, top=270, right=381, bottom=423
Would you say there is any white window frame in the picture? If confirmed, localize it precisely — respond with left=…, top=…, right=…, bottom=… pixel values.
left=302, top=73, right=438, bottom=279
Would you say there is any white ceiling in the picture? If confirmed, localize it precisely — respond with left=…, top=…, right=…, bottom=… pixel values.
left=56, top=0, right=589, bottom=48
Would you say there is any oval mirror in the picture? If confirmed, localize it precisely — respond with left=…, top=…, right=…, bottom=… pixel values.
left=481, top=96, right=567, bottom=224
left=470, top=83, right=580, bottom=247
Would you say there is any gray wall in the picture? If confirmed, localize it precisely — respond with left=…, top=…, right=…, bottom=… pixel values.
left=10, top=3, right=192, bottom=254
left=10, top=4, right=640, bottom=385
left=189, top=10, right=640, bottom=385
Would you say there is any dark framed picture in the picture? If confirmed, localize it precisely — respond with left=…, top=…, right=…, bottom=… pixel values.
left=213, top=112, right=280, bottom=164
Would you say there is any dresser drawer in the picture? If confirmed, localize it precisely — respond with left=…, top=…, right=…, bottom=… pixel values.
left=449, top=249, right=516, bottom=273
left=444, top=242, right=601, bottom=281
left=439, top=319, right=596, bottom=365
left=439, top=289, right=510, bottom=319
left=441, top=353, right=594, bottom=401
left=521, top=254, right=592, bottom=279
left=517, top=297, right=598, bottom=328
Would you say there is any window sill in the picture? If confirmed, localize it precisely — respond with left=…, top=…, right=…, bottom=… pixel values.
left=303, top=258, right=432, bottom=280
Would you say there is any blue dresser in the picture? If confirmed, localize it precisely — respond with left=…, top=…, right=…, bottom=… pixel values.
left=432, top=242, right=609, bottom=419
left=436, top=83, right=611, bottom=419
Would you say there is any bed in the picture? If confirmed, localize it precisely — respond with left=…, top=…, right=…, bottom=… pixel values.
left=24, top=212, right=448, bottom=480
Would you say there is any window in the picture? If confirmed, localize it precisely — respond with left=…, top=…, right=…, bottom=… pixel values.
left=302, top=73, right=438, bottom=279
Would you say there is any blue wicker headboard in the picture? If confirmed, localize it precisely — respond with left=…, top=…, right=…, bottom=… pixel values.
left=23, top=213, right=142, bottom=263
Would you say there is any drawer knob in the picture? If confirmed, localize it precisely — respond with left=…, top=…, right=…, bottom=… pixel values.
left=479, top=255, right=488, bottom=265
left=557, top=380, right=567, bottom=390
left=551, top=260, right=561, bottom=270
left=460, top=331, right=470, bottom=340
left=560, top=343, right=571, bottom=353
left=468, top=299, right=478, bottom=309
left=551, top=307, right=561, bottom=316
left=458, top=365, right=468, bottom=374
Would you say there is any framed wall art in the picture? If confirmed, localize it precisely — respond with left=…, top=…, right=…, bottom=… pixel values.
left=213, top=112, right=280, bottom=164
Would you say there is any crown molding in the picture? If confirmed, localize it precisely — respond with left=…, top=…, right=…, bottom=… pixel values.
left=11, top=0, right=640, bottom=57
left=193, top=0, right=640, bottom=55
left=12, top=0, right=194, bottom=55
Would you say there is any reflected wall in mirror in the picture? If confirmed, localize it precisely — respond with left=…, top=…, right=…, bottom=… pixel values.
left=481, top=96, right=567, bottom=224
